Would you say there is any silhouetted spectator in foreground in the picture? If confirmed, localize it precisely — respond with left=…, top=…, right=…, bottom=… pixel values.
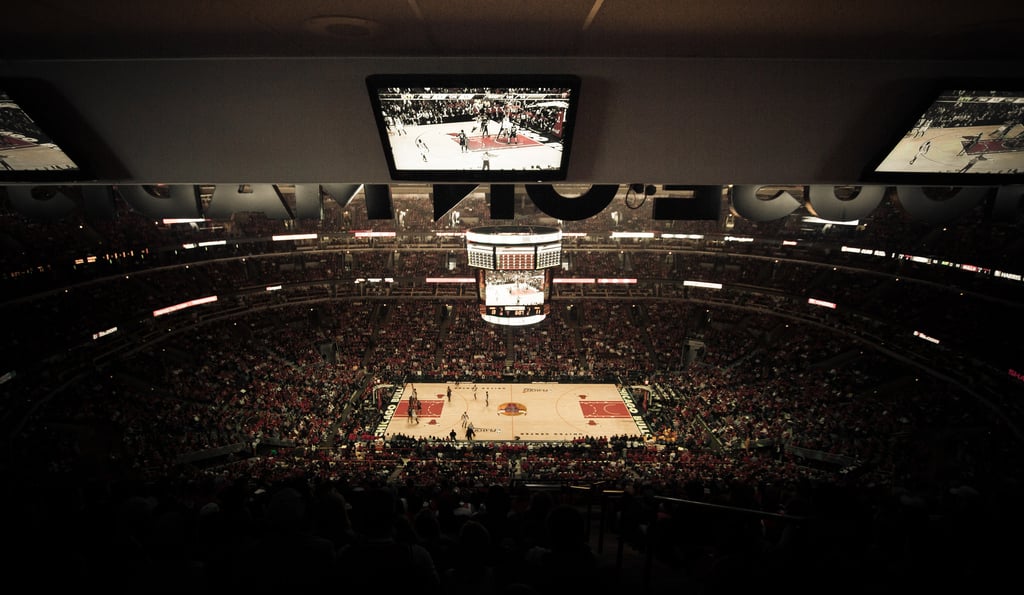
left=226, top=484, right=336, bottom=594
left=443, top=519, right=500, bottom=593
left=520, top=504, right=607, bottom=594
left=335, top=486, right=441, bottom=593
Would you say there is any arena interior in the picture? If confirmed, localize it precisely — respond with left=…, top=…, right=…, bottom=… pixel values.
left=3, top=3, right=1024, bottom=594
left=2, top=183, right=1023, bottom=593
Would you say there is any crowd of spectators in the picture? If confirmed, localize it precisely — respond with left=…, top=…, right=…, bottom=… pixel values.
left=1, top=95, right=49, bottom=141
left=377, top=89, right=569, bottom=141
left=2, top=182, right=1023, bottom=591
left=7, top=290, right=1019, bottom=592
left=925, top=91, right=1024, bottom=129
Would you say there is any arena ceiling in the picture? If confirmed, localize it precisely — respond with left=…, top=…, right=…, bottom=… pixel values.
left=2, top=2, right=1024, bottom=202
left=3, top=1, right=1024, bottom=61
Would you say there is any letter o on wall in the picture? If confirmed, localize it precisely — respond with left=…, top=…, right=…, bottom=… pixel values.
left=524, top=184, right=619, bottom=221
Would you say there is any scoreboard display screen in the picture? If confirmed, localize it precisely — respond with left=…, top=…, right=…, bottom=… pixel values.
left=466, top=243, right=560, bottom=271
left=495, top=247, right=536, bottom=270
left=477, top=268, right=552, bottom=325
left=479, top=269, right=548, bottom=307
left=481, top=304, right=549, bottom=318
left=466, top=225, right=561, bottom=326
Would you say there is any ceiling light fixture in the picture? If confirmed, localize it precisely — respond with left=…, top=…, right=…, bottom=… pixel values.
left=304, top=16, right=379, bottom=39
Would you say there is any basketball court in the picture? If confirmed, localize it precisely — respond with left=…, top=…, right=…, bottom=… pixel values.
left=374, top=382, right=650, bottom=442
left=389, top=119, right=565, bottom=173
left=876, top=123, right=1024, bottom=174
left=0, top=133, right=79, bottom=172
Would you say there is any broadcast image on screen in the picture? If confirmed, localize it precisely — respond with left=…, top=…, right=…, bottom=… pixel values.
left=367, top=74, right=580, bottom=182
left=871, top=88, right=1024, bottom=179
left=482, top=269, right=547, bottom=307
left=0, top=90, right=82, bottom=175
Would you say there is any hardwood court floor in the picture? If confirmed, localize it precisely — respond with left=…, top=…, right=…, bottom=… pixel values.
left=380, top=382, right=647, bottom=442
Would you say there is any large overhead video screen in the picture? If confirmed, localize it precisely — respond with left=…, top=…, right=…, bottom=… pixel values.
left=0, top=81, right=91, bottom=182
left=868, top=85, right=1024, bottom=185
left=366, top=74, right=580, bottom=183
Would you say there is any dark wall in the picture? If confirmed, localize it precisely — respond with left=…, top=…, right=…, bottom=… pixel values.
left=2, top=56, right=1022, bottom=185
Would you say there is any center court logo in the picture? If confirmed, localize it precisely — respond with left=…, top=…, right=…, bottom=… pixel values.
left=497, top=402, right=528, bottom=416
